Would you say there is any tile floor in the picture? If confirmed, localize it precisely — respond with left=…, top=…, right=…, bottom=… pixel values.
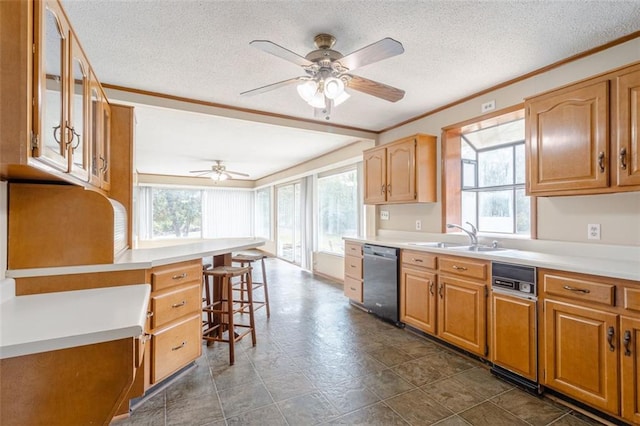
left=113, top=258, right=606, bottom=426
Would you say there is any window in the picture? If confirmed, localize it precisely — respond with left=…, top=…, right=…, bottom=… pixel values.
left=317, top=167, right=359, bottom=254
left=443, top=108, right=532, bottom=237
left=254, top=187, right=271, bottom=239
left=151, top=188, right=202, bottom=239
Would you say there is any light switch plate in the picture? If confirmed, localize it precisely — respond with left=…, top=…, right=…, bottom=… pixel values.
left=587, top=223, right=601, bottom=240
left=380, top=210, right=389, bottom=220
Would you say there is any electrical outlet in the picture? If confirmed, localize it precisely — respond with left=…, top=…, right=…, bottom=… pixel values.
left=587, top=223, right=601, bottom=240
left=415, top=220, right=422, bottom=231
left=481, top=100, right=496, bottom=113
left=380, top=210, right=389, bottom=220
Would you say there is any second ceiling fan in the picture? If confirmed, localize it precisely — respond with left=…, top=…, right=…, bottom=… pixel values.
left=241, top=33, right=405, bottom=119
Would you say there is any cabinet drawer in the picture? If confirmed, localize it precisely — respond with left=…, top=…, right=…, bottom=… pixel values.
left=151, top=314, right=201, bottom=384
left=344, top=255, right=363, bottom=279
left=151, top=282, right=201, bottom=329
left=543, top=273, right=614, bottom=306
left=439, top=256, right=488, bottom=281
left=623, top=287, right=640, bottom=312
left=345, top=242, right=363, bottom=258
left=151, top=261, right=202, bottom=292
left=344, top=275, right=363, bottom=302
left=402, top=250, right=437, bottom=269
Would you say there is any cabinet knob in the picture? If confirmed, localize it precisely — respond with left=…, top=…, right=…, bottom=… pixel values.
left=146, top=311, right=154, bottom=318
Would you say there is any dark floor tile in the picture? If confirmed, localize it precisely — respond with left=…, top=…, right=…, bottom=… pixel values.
left=549, top=411, right=607, bottom=425
left=165, top=364, right=215, bottom=403
left=422, top=376, right=487, bottom=412
left=277, top=391, right=340, bottom=425
left=211, top=360, right=260, bottom=391
left=434, top=415, right=473, bottom=425
left=452, top=367, right=513, bottom=397
left=360, top=369, right=416, bottom=399
left=218, top=382, right=273, bottom=418
left=165, top=393, right=223, bottom=426
left=262, top=370, right=317, bottom=402
left=385, top=388, right=454, bottom=425
left=325, top=402, right=410, bottom=425
left=225, top=403, right=287, bottom=425
left=491, top=388, right=568, bottom=425
left=391, top=357, right=449, bottom=386
left=367, top=345, right=415, bottom=367
left=459, top=401, right=529, bottom=426
left=321, top=378, right=381, bottom=414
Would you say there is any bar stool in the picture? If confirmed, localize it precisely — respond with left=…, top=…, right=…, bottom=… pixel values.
left=202, top=263, right=213, bottom=329
left=202, top=265, right=257, bottom=365
left=231, top=251, right=270, bottom=318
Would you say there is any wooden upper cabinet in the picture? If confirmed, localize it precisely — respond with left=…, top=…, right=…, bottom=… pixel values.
left=526, top=61, right=640, bottom=196
left=363, top=134, right=437, bottom=204
left=614, top=64, right=640, bottom=187
left=363, top=147, right=387, bottom=204
left=68, top=33, right=91, bottom=181
left=527, top=79, right=609, bottom=194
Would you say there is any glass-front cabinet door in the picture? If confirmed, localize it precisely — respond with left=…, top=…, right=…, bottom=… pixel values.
left=36, top=0, right=69, bottom=171
left=69, top=34, right=90, bottom=180
left=100, top=98, right=111, bottom=191
left=89, top=77, right=102, bottom=186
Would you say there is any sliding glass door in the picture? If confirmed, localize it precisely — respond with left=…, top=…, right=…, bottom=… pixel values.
left=276, top=181, right=302, bottom=264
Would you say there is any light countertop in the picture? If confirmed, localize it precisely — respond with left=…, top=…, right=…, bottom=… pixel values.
left=0, top=284, right=150, bottom=359
left=345, top=236, right=640, bottom=281
left=5, top=237, right=265, bottom=278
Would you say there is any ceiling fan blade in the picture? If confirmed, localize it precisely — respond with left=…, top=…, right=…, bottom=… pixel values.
left=250, top=40, right=313, bottom=67
left=346, top=74, right=405, bottom=103
left=240, top=77, right=303, bottom=96
left=226, top=170, right=250, bottom=177
left=189, top=169, right=213, bottom=173
left=337, top=38, right=404, bottom=71
left=190, top=171, right=212, bottom=178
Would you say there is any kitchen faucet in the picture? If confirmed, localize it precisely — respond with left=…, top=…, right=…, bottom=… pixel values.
left=446, top=222, right=478, bottom=246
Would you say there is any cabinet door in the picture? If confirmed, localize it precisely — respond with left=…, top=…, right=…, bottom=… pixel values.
left=100, top=98, right=111, bottom=191
left=363, top=147, right=387, bottom=204
left=491, top=292, right=536, bottom=380
left=527, top=80, right=609, bottom=194
left=400, top=266, right=436, bottom=334
left=621, top=316, right=640, bottom=423
left=543, top=299, right=618, bottom=414
left=89, top=75, right=102, bottom=187
left=386, top=139, right=416, bottom=202
left=615, top=65, right=640, bottom=187
left=68, top=34, right=90, bottom=181
left=437, top=275, right=486, bottom=356
left=35, top=0, right=70, bottom=171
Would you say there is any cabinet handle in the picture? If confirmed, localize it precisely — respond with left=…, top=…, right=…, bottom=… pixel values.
left=624, top=330, right=632, bottom=356
left=350, top=287, right=357, bottom=291
left=53, top=125, right=62, bottom=145
left=620, top=147, right=627, bottom=170
left=387, top=184, right=391, bottom=195
left=563, top=285, right=590, bottom=294
left=412, top=258, right=423, bottom=263
left=452, top=265, right=467, bottom=271
left=171, top=341, right=186, bottom=351
left=439, top=283, right=444, bottom=298
left=146, top=311, right=154, bottom=318
left=68, top=126, right=81, bottom=150
left=598, top=152, right=605, bottom=173
left=381, top=184, right=386, bottom=195
left=172, top=273, right=187, bottom=280
left=428, top=280, right=434, bottom=296
left=171, top=301, right=186, bottom=308
left=607, top=326, right=615, bottom=352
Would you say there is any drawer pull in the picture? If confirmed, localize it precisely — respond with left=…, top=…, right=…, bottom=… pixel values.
left=563, top=285, right=590, bottom=294
left=607, top=327, right=615, bottom=352
left=171, top=301, right=186, bottom=308
left=172, top=273, right=187, bottom=280
left=172, top=341, right=186, bottom=351
left=452, top=265, right=467, bottom=271
left=624, top=330, right=632, bottom=356
left=146, top=311, right=154, bottom=318
left=350, top=264, right=356, bottom=268
left=412, top=258, right=423, bottom=263
left=428, top=280, right=434, bottom=296
left=350, top=287, right=357, bottom=291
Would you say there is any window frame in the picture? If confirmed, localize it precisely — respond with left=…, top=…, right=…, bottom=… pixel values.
left=442, top=105, right=537, bottom=238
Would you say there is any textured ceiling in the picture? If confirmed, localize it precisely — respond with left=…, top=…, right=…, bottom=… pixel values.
left=60, top=0, right=640, bottom=180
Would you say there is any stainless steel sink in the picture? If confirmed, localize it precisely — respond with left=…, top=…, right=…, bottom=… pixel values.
left=447, top=245, right=510, bottom=252
left=408, top=242, right=463, bottom=248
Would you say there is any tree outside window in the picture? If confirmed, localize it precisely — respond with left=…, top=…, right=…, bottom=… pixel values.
left=152, top=188, right=202, bottom=238
left=317, top=168, right=358, bottom=254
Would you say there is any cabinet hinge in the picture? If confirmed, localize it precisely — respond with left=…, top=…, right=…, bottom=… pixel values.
left=30, top=131, right=39, bottom=150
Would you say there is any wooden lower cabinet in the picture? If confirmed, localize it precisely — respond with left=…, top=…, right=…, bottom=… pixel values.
left=543, top=299, right=619, bottom=414
left=344, top=241, right=363, bottom=302
left=490, top=292, right=537, bottom=380
left=400, top=266, right=437, bottom=334
left=151, top=314, right=201, bottom=383
left=437, top=275, right=487, bottom=356
left=621, top=316, right=640, bottom=423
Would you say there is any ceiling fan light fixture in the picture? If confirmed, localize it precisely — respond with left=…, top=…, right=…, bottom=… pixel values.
left=296, top=80, right=318, bottom=103
left=307, top=91, right=326, bottom=108
left=333, top=90, right=350, bottom=106
left=211, top=171, right=228, bottom=181
left=323, top=77, right=345, bottom=99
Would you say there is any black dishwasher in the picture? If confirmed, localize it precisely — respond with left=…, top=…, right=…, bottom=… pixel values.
left=363, top=244, right=401, bottom=326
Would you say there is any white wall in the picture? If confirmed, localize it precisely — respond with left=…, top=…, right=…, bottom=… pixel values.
left=377, top=38, right=640, bottom=246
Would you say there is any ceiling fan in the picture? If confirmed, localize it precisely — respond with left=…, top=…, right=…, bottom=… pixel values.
left=189, top=160, right=249, bottom=181
left=241, top=33, right=405, bottom=119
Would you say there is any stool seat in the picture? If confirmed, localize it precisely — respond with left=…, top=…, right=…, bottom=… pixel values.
left=231, top=252, right=270, bottom=318
left=202, top=265, right=256, bottom=365
left=231, top=253, right=263, bottom=262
